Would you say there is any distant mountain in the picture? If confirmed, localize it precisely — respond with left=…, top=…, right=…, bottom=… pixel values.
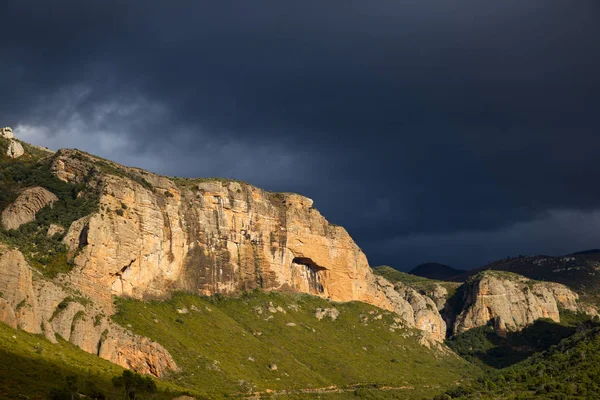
left=409, top=262, right=466, bottom=280
left=454, top=252, right=600, bottom=306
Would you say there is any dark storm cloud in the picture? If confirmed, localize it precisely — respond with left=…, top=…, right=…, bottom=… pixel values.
left=2, top=1, right=600, bottom=268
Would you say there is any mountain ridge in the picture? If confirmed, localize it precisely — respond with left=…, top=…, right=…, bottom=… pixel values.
left=409, top=262, right=466, bottom=281
left=1, top=129, right=598, bottom=399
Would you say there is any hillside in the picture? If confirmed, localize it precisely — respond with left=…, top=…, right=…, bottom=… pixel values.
left=0, top=320, right=191, bottom=400
left=113, top=290, right=477, bottom=398
left=2, top=129, right=599, bottom=399
left=0, top=290, right=477, bottom=400
left=445, top=310, right=591, bottom=371
left=0, top=130, right=479, bottom=398
left=410, top=263, right=466, bottom=281
left=438, top=320, right=600, bottom=399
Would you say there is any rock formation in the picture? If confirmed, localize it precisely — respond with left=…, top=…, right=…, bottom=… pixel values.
left=1, top=187, right=59, bottom=230
left=452, top=271, right=580, bottom=336
left=46, top=223, right=65, bottom=237
left=6, top=140, right=24, bottom=159
left=1, top=127, right=25, bottom=159
left=0, top=127, right=14, bottom=139
left=427, top=283, right=451, bottom=310
left=45, top=149, right=449, bottom=341
left=373, top=277, right=446, bottom=341
left=0, top=244, right=177, bottom=376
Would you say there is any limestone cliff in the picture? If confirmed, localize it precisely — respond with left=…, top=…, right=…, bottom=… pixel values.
left=452, top=271, right=580, bottom=336
left=0, top=244, right=177, bottom=376
left=47, top=149, right=446, bottom=341
left=0, top=134, right=452, bottom=379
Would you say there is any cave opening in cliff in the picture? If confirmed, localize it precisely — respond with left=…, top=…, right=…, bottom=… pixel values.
left=292, top=257, right=326, bottom=294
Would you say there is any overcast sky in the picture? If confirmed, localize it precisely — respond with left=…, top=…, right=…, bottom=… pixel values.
left=2, top=1, right=600, bottom=270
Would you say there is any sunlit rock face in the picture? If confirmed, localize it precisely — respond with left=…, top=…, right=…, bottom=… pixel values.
left=52, top=149, right=446, bottom=341
left=452, top=271, right=580, bottom=337
left=0, top=245, right=177, bottom=376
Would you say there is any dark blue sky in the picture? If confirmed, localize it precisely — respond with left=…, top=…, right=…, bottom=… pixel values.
left=1, top=1, right=600, bottom=270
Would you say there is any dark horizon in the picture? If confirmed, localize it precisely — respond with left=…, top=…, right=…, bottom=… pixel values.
left=2, top=1, right=599, bottom=270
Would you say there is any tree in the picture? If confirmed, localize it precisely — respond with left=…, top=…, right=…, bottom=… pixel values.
left=65, top=375, right=78, bottom=400
left=112, top=370, right=157, bottom=400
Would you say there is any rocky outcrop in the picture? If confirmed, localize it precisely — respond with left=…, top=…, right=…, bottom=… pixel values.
left=0, top=127, right=14, bottom=139
left=1, top=187, right=58, bottom=230
left=6, top=140, right=24, bottom=158
left=452, top=271, right=580, bottom=336
left=0, top=247, right=41, bottom=333
left=424, top=283, right=454, bottom=311
left=373, top=277, right=446, bottom=341
left=1, top=127, right=25, bottom=158
left=45, top=149, right=446, bottom=341
left=46, top=223, right=65, bottom=237
left=0, top=244, right=177, bottom=376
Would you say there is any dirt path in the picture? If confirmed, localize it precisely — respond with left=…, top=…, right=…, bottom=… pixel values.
left=240, top=383, right=416, bottom=398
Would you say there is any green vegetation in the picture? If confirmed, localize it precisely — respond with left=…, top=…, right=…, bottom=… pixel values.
left=0, top=321, right=121, bottom=399
left=445, top=317, right=586, bottom=371
left=0, top=321, right=196, bottom=400
left=92, top=159, right=153, bottom=191
left=0, top=154, right=99, bottom=277
left=112, top=290, right=477, bottom=398
left=437, top=320, right=600, bottom=399
left=373, top=266, right=460, bottom=298
left=469, top=270, right=537, bottom=284
left=110, top=370, right=157, bottom=400
left=171, top=176, right=250, bottom=189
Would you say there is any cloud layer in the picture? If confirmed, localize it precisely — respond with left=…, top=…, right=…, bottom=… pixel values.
left=2, top=1, right=600, bottom=269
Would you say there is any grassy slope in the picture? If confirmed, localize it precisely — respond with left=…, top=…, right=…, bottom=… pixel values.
left=0, top=321, right=200, bottom=399
left=373, top=266, right=461, bottom=298
left=444, top=312, right=590, bottom=371
left=112, top=290, right=478, bottom=398
left=438, top=322, right=600, bottom=400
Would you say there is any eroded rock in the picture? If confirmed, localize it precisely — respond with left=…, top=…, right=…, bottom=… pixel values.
left=0, top=127, right=14, bottom=139
left=6, top=140, right=24, bottom=159
left=49, top=150, right=448, bottom=340
left=1, top=187, right=58, bottom=230
left=0, top=245, right=178, bottom=377
left=46, top=224, right=65, bottom=237
left=453, top=271, right=581, bottom=336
